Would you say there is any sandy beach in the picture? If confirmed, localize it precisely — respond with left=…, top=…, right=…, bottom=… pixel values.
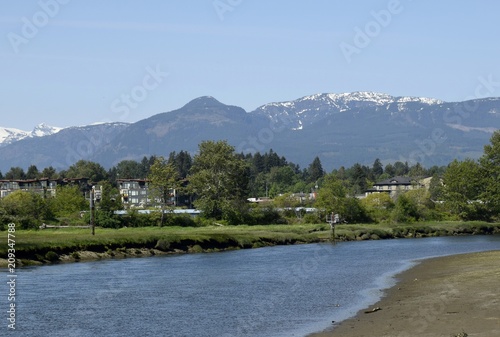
left=309, top=250, right=500, bottom=337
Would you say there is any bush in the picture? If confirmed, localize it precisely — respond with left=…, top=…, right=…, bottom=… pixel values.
left=165, top=214, right=197, bottom=227
left=247, top=207, right=286, bottom=225
left=302, top=213, right=322, bottom=224
left=189, top=245, right=204, bottom=253
left=155, top=239, right=171, bottom=251
left=391, top=194, right=419, bottom=223
left=45, top=251, right=60, bottom=262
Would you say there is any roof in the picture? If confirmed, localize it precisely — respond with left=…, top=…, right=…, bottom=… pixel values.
left=374, top=176, right=413, bottom=186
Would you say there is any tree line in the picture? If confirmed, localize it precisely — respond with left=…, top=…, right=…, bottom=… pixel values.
left=1, top=130, right=499, bottom=229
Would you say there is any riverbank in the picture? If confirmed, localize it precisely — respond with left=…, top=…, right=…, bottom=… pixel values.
left=309, top=250, right=500, bottom=337
left=1, top=221, right=499, bottom=267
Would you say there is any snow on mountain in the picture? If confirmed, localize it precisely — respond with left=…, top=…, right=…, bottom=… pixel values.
left=252, top=91, right=445, bottom=130
left=0, top=123, right=62, bottom=146
left=30, top=123, right=62, bottom=137
left=0, top=127, right=28, bottom=146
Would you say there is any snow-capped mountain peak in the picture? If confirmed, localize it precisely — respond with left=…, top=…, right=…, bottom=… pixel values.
left=252, top=91, right=445, bottom=131
left=0, top=127, right=28, bottom=146
left=30, top=123, right=62, bottom=137
left=0, top=123, right=62, bottom=146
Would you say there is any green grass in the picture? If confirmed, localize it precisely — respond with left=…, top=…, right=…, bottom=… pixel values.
left=0, top=223, right=331, bottom=260
left=1, top=221, right=498, bottom=264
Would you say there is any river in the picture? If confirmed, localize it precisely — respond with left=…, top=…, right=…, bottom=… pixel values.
left=4, top=235, right=500, bottom=336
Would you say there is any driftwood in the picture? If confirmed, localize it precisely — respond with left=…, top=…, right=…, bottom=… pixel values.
left=364, top=307, right=382, bottom=314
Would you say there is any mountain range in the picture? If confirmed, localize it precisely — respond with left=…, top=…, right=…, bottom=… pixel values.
left=0, top=123, right=62, bottom=146
left=1, top=92, right=499, bottom=173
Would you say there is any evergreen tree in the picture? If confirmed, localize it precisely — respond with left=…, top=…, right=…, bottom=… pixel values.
left=115, top=160, right=144, bottom=179
left=307, top=156, right=325, bottom=183
left=393, top=161, right=408, bottom=176
left=409, top=163, right=426, bottom=178
left=384, top=163, right=395, bottom=177
left=26, top=165, right=40, bottom=179
left=372, top=158, right=384, bottom=178
left=5, top=167, right=26, bottom=180
left=41, top=166, right=58, bottom=179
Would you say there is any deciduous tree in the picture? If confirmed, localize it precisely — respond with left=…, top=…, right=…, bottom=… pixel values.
left=479, top=130, right=500, bottom=219
left=49, top=185, right=88, bottom=217
left=189, top=140, right=249, bottom=223
left=442, top=159, right=486, bottom=220
left=148, top=156, right=180, bottom=226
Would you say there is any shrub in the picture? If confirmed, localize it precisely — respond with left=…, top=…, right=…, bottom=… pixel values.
left=247, top=207, right=286, bottom=225
left=302, top=213, right=322, bottom=224
left=165, top=214, right=197, bottom=227
left=155, top=239, right=171, bottom=251
left=189, top=245, right=204, bottom=253
left=45, top=251, right=60, bottom=262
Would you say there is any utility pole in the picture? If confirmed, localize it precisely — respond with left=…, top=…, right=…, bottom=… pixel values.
left=326, top=212, right=336, bottom=244
left=90, top=186, right=95, bottom=235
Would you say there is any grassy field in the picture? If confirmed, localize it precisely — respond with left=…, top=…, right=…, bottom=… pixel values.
left=1, top=221, right=499, bottom=266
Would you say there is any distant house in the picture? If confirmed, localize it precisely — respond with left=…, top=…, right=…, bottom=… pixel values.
left=365, top=176, right=429, bottom=198
left=117, top=179, right=152, bottom=207
left=117, top=178, right=183, bottom=208
left=0, top=177, right=91, bottom=199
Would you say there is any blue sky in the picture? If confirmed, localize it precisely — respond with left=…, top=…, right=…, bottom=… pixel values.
left=1, top=0, right=499, bottom=130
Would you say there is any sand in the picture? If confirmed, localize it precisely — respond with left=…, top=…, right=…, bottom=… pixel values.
left=309, top=250, right=500, bottom=337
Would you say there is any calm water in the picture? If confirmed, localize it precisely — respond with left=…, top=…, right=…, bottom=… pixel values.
left=3, top=235, right=500, bottom=337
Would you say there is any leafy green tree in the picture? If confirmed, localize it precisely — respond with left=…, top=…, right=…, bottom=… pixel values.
left=408, top=163, right=425, bottom=179
left=442, top=159, right=486, bottom=220
left=429, top=174, right=444, bottom=201
left=316, top=173, right=368, bottom=223
left=479, top=130, right=500, bottom=219
left=0, top=190, right=51, bottom=228
left=98, top=181, right=123, bottom=212
left=273, top=192, right=301, bottom=209
left=49, top=185, right=88, bottom=217
left=115, top=160, right=144, bottom=179
left=391, top=193, right=419, bottom=223
left=148, top=156, right=180, bottom=225
left=342, top=198, right=370, bottom=223
left=65, top=160, right=108, bottom=182
left=189, top=140, right=249, bottom=223
left=268, top=165, right=298, bottom=194
left=315, top=173, right=347, bottom=219
left=361, top=193, right=394, bottom=222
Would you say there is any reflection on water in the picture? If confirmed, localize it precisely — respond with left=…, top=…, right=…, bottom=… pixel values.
left=5, top=235, right=500, bottom=337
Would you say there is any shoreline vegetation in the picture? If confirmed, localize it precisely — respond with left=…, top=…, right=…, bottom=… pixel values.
left=309, top=250, right=500, bottom=337
left=1, top=221, right=499, bottom=267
